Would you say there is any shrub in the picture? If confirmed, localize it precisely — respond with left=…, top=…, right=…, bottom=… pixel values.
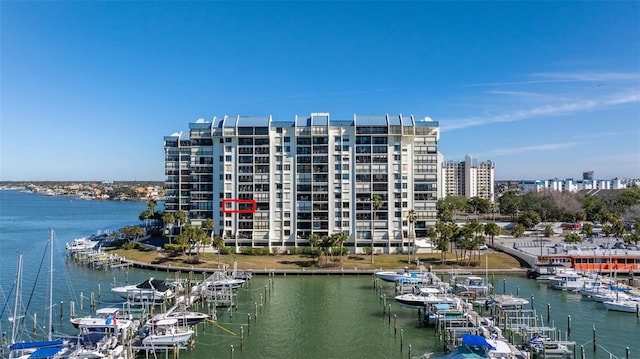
left=219, top=247, right=233, bottom=255
left=240, top=247, right=270, bottom=255
left=122, top=242, right=142, bottom=250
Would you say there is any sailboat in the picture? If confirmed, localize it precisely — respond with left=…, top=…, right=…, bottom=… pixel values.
left=8, top=230, right=73, bottom=359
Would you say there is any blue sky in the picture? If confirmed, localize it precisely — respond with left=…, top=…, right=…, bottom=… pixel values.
left=1, top=1, right=639, bottom=181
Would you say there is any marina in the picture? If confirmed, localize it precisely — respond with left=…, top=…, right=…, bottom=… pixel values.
left=1, top=190, right=639, bottom=359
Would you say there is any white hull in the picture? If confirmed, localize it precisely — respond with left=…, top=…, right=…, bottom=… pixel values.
left=111, top=279, right=174, bottom=302
left=375, top=270, right=433, bottom=283
left=603, top=300, right=640, bottom=313
left=486, top=295, right=529, bottom=309
left=111, top=287, right=172, bottom=302
left=142, top=330, right=194, bottom=346
left=395, top=293, right=459, bottom=309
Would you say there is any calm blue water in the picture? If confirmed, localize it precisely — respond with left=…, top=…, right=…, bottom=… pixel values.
left=0, top=190, right=638, bottom=359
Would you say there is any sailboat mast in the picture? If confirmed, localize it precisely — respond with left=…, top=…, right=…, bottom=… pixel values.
left=10, top=254, right=23, bottom=347
left=48, top=229, right=54, bottom=341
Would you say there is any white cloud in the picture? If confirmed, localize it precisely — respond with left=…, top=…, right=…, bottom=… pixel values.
left=490, top=142, right=583, bottom=156
left=468, top=71, right=640, bottom=87
left=531, top=72, right=640, bottom=82
left=441, top=90, right=640, bottom=131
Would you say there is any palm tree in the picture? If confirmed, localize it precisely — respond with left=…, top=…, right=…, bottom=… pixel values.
left=162, top=212, right=176, bottom=244
left=175, top=210, right=188, bottom=234
left=512, top=223, right=526, bottom=238
left=331, top=232, right=348, bottom=260
left=484, top=221, right=501, bottom=247
left=202, top=218, right=214, bottom=247
left=212, top=235, right=225, bottom=268
left=310, top=233, right=321, bottom=263
left=147, top=200, right=158, bottom=228
left=139, top=210, right=152, bottom=230
left=320, top=235, right=332, bottom=263
left=406, top=209, right=417, bottom=262
left=192, top=226, right=208, bottom=262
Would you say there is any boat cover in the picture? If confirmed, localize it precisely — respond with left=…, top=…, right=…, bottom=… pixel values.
left=136, top=278, right=169, bottom=292
left=9, top=340, right=64, bottom=350
left=29, top=346, right=64, bottom=358
left=461, top=334, right=496, bottom=350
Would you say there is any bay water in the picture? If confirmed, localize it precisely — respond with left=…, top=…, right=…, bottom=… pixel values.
left=0, top=190, right=638, bottom=358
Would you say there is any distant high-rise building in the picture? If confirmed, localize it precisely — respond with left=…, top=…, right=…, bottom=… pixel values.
left=441, top=155, right=495, bottom=202
left=583, top=171, right=594, bottom=180
left=164, top=113, right=440, bottom=253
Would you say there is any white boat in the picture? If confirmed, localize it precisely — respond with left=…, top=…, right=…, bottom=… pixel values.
left=485, top=295, right=530, bottom=309
left=151, top=310, right=210, bottom=326
left=70, top=307, right=135, bottom=333
left=548, top=272, right=598, bottom=291
left=111, top=278, right=175, bottom=302
left=375, top=269, right=433, bottom=283
left=455, top=276, right=492, bottom=296
left=204, top=277, right=245, bottom=290
left=66, top=236, right=99, bottom=254
left=590, top=289, right=630, bottom=303
left=395, top=287, right=459, bottom=308
left=70, top=334, right=128, bottom=359
left=527, top=335, right=572, bottom=358
left=428, top=334, right=516, bottom=359
left=140, top=318, right=194, bottom=346
left=603, top=299, right=640, bottom=313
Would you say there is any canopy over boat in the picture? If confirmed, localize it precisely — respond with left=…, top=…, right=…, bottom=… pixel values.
left=461, top=334, right=496, bottom=350
left=9, top=340, right=64, bottom=350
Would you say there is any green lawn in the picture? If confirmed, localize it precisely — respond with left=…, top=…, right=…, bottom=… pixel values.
left=108, top=246, right=522, bottom=272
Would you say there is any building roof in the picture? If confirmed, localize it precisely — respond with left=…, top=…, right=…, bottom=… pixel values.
left=354, top=115, right=388, bottom=126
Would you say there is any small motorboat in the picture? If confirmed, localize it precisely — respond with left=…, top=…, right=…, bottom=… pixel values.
left=111, top=278, right=175, bottom=302
left=140, top=318, right=194, bottom=346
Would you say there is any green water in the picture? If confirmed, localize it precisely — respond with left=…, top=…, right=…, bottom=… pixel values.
left=185, top=275, right=436, bottom=359
left=176, top=274, right=639, bottom=359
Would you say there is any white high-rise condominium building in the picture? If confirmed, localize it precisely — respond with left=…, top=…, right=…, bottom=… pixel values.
left=164, top=113, right=440, bottom=253
left=441, top=155, right=495, bottom=202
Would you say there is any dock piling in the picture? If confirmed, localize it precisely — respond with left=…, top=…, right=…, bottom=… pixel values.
left=547, top=303, right=551, bottom=323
